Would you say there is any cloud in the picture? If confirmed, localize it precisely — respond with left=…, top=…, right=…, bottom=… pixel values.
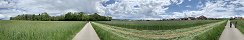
left=185, top=5, right=191, bottom=8
left=0, top=14, right=4, bottom=19
left=1, top=0, right=244, bottom=20
left=199, top=0, right=243, bottom=18
left=97, top=0, right=184, bottom=19
left=96, top=0, right=244, bottom=19
left=171, top=0, right=184, bottom=5
left=0, top=0, right=100, bottom=20
left=171, top=0, right=244, bottom=18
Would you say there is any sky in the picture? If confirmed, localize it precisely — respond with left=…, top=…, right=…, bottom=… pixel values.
left=0, top=0, right=244, bottom=20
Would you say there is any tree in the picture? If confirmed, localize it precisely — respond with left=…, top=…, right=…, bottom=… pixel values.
left=10, top=12, right=112, bottom=21
left=40, top=12, right=50, bottom=21
left=89, top=13, right=101, bottom=21
left=65, top=12, right=72, bottom=21
left=78, top=12, right=84, bottom=20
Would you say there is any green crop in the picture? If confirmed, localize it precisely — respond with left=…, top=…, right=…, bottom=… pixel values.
left=95, top=20, right=221, bottom=30
left=92, top=20, right=226, bottom=40
left=0, top=20, right=87, bottom=40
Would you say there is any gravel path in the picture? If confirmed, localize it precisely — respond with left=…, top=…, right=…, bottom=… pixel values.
left=219, top=21, right=244, bottom=40
left=72, top=22, right=100, bottom=40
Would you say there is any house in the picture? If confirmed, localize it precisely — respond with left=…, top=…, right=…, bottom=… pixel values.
left=187, top=17, right=196, bottom=20
left=197, top=15, right=207, bottom=20
left=180, top=18, right=188, bottom=20
left=234, top=17, right=243, bottom=19
left=179, top=17, right=195, bottom=20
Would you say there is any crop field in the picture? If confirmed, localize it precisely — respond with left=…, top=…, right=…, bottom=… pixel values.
left=92, top=20, right=227, bottom=40
left=95, top=20, right=221, bottom=30
left=0, top=20, right=87, bottom=40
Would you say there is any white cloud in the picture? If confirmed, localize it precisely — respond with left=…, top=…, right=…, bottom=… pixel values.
left=186, top=5, right=191, bottom=8
left=97, top=0, right=244, bottom=19
left=1, top=0, right=244, bottom=20
left=0, top=0, right=100, bottom=20
left=171, top=0, right=243, bottom=18
left=236, top=7, right=244, bottom=11
left=97, top=0, right=184, bottom=19
left=199, top=0, right=242, bottom=18
left=171, top=0, right=184, bottom=5
left=0, top=1, right=8, bottom=5
left=0, top=14, right=4, bottom=19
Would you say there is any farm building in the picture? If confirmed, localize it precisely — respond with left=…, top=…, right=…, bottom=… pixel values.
left=197, top=15, right=207, bottom=20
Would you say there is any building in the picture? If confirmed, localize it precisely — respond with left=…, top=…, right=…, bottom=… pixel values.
left=197, top=15, right=207, bottom=20
left=234, top=17, right=243, bottom=19
left=187, top=17, right=196, bottom=20
left=179, top=17, right=195, bottom=20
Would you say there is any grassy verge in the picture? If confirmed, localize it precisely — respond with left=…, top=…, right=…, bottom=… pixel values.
left=193, top=20, right=226, bottom=40
left=91, top=22, right=125, bottom=40
left=232, top=20, right=244, bottom=34
left=0, top=20, right=87, bottom=40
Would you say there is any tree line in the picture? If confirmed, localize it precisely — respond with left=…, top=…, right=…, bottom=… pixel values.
left=10, top=12, right=112, bottom=21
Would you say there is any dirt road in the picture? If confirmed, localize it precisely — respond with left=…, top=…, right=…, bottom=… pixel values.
left=72, top=22, right=100, bottom=40
left=219, top=21, right=244, bottom=40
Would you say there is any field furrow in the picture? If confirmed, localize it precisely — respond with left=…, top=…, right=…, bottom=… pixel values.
left=92, top=20, right=226, bottom=40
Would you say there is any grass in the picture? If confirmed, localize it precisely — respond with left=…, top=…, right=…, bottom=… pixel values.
left=92, top=20, right=226, bottom=40
left=0, top=20, right=87, bottom=40
left=232, top=20, right=244, bottom=34
left=95, top=20, right=221, bottom=30
left=192, top=20, right=226, bottom=40
left=92, top=23, right=126, bottom=40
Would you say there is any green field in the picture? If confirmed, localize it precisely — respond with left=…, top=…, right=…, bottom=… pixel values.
left=0, top=20, right=87, bottom=40
left=92, top=20, right=226, bottom=40
left=0, top=20, right=227, bottom=40
left=95, top=20, right=221, bottom=30
left=233, top=20, right=244, bottom=34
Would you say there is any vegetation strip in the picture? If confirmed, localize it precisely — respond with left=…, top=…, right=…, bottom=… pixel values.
left=233, top=20, right=244, bottom=34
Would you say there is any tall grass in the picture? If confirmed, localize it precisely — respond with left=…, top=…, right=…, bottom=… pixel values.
left=91, top=23, right=126, bottom=40
left=233, top=20, right=244, bottom=34
left=192, top=20, right=226, bottom=40
left=0, top=20, right=87, bottom=40
left=95, top=20, right=221, bottom=30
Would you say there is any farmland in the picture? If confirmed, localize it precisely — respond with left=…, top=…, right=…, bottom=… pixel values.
left=0, top=20, right=87, bottom=40
left=95, top=20, right=221, bottom=30
left=92, top=20, right=227, bottom=40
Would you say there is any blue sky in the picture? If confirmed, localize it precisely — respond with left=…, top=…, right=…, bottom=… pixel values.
left=1, top=0, right=244, bottom=20
left=166, top=0, right=206, bottom=13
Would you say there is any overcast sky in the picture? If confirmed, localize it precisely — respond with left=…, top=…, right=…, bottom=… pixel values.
left=0, top=0, right=244, bottom=20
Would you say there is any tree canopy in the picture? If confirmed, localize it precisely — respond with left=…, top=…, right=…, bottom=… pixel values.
left=10, top=12, right=112, bottom=21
